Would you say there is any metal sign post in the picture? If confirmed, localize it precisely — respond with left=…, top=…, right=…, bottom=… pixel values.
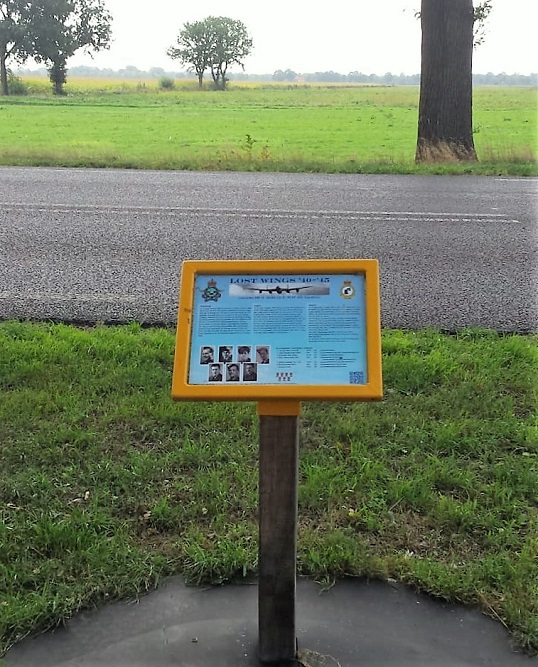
left=172, top=259, right=382, bottom=665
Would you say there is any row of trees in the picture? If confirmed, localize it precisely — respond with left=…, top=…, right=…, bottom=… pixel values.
left=0, top=0, right=111, bottom=95
left=271, top=70, right=536, bottom=86
left=18, top=65, right=535, bottom=87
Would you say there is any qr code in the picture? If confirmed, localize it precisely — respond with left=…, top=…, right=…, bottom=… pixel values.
left=349, top=371, right=364, bottom=384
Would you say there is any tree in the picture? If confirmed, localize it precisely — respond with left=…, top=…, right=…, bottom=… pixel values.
left=167, top=19, right=214, bottom=89
left=415, top=0, right=493, bottom=162
left=30, top=0, right=112, bottom=95
left=206, top=17, right=252, bottom=91
left=272, top=69, right=298, bottom=83
left=0, top=1, right=34, bottom=95
left=1, top=0, right=111, bottom=96
left=168, top=16, right=252, bottom=91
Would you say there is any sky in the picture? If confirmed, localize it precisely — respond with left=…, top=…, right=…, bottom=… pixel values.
left=66, top=0, right=537, bottom=75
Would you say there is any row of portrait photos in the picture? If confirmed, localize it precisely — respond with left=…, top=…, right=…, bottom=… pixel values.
left=206, top=361, right=259, bottom=383
left=199, top=345, right=271, bottom=366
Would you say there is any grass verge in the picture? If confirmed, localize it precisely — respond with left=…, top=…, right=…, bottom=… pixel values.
left=0, top=322, right=536, bottom=655
left=0, top=84, right=536, bottom=175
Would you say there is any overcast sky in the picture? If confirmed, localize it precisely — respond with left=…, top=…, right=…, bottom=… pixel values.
left=67, top=0, right=537, bottom=75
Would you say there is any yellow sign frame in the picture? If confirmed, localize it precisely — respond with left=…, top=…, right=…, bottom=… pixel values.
left=171, top=259, right=382, bottom=402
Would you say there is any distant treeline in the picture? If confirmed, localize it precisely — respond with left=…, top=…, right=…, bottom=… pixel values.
left=17, top=65, right=538, bottom=86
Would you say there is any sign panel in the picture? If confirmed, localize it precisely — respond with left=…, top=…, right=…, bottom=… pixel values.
left=172, top=260, right=382, bottom=402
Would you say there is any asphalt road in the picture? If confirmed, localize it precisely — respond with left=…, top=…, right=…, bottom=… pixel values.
left=0, top=167, right=536, bottom=331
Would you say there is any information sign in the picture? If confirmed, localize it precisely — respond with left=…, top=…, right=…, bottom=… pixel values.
left=172, top=259, right=382, bottom=402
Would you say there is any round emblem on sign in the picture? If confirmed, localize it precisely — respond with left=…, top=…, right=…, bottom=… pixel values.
left=201, top=279, right=222, bottom=302
left=340, top=280, right=355, bottom=299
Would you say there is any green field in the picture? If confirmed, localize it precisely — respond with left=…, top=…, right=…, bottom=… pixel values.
left=0, top=81, right=536, bottom=174
left=0, top=323, right=537, bottom=656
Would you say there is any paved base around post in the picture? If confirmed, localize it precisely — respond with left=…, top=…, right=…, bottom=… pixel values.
left=5, top=578, right=535, bottom=667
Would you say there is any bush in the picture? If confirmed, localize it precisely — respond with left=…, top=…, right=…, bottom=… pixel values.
left=8, top=74, right=28, bottom=95
left=158, top=76, right=175, bottom=90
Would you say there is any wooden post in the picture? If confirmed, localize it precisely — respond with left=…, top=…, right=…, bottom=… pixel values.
left=258, top=401, right=300, bottom=665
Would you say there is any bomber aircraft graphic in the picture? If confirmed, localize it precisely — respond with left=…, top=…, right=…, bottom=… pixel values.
left=243, top=283, right=312, bottom=294
left=229, top=281, right=331, bottom=297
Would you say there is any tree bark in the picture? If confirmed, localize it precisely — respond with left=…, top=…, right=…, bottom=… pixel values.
left=416, top=0, right=478, bottom=162
left=49, top=58, right=67, bottom=95
left=0, top=51, right=9, bottom=96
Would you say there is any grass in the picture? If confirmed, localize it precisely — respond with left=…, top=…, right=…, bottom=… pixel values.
left=0, top=82, right=536, bottom=174
left=0, top=322, right=536, bottom=656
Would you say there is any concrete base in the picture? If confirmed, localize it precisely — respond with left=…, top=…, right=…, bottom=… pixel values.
left=5, top=578, right=534, bottom=667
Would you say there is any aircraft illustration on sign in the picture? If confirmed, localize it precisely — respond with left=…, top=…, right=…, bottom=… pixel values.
left=243, top=283, right=313, bottom=294
left=229, top=281, right=331, bottom=297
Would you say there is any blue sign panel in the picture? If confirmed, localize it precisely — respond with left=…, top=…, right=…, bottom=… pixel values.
left=188, top=273, right=368, bottom=386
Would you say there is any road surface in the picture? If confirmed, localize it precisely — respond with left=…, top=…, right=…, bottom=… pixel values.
left=0, top=167, right=536, bottom=331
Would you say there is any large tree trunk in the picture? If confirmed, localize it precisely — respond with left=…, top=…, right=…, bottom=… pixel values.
left=48, top=58, right=67, bottom=95
left=0, top=51, right=9, bottom=96
left=416, top=0, right=477, bottom=162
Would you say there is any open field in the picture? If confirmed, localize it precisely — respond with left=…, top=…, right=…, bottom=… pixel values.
left=0, top=81, right=536, bottom=174
left=0, top=322, right=536, bottom=656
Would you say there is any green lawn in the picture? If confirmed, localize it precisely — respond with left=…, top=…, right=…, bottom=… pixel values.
left=0, top=322, right=536, bottom=656
left=0, top=83, right=536, bottom=174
